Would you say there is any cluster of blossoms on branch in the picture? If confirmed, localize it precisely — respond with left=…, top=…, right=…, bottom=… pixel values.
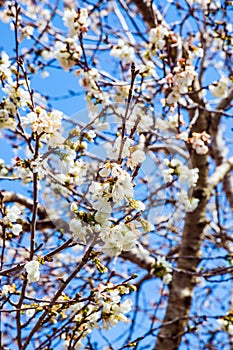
left=209, top=76, right=232, bottom=98
left=162, top=159, right=199, bottom=212
left=69, top=160, right=152, bottom=257
left=2, top=205, right=23, bottom=236
left=60, top=282, right=134, bottom=348
left=188, top=131, right=211, bottom=155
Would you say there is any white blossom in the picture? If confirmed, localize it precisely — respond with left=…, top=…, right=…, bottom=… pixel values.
left=70, top=202, right=78, bottom=212
left=0, top=51, right=12, bottom=83
left=47, top=132, right=65, bottom=148
left=79, top=68, right=100, bottom=92
left=163, top=273, right=173, bottom=284
left=179, top=166, right=199, bottom=188
left=3, top=82, right=31, bottom=109
left=108, top=136, right=134, bottom=160
left=174, top=65, right=197, bottom=94
left=129, top=199, right=145, bottom=212
left=22, top=107, right=63, bottom=135
left=149, top=26, right=169, bottom=50
left=63, top=8, right=88, bottom=36
left=72, top=160, right=87, bottom=186
left=162, top=168, right=173, bottom=183
left=188, top=131, right=210, bottom=155
left=157, top=256, right=172, bottom=272
left=25, top=260, right=40, bottom=283
left=2, top=284, right=16, bottom=295
left=26, top=308, right=36, bottom=318
left=12, top=224, right=23, bottom=235
left=195, top=142, right=209, bottom=155
left=93, top=198, right=112, bottom=225
left=110, top=39, right=135, bottom=63
left=163, top=159, right=199, bottom=189
left=167, top=87, right=181, bottom=105
left=69, top=218, right=87, bottom=244
left=31, top=157, right=48, bottom=179
left=99, top=165, right=111, bottom=177
left=195, top=47, right=204, bottom=57
left=178, top=190, right=199, bottom=212
left=112, top=171, right=134, bottom=203
left=95, top=283, right=133, bottom=330
left=140, top=218, right=154, bottom=232
left=89, top=181, right=111, bottom=201
left=101, top=223, right=137, bottom=256
left=54, top=39, right=82, bottom=71
left=5, top=205, right=21, bottom=223
left=130, top=149, right=146, bottom=166
left=157, top=256, right=173, bottom=284
left=209, top=77, right=230, bottom=98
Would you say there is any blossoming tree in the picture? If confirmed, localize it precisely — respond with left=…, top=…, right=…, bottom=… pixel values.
left=0, top=0, right=233, bottom=349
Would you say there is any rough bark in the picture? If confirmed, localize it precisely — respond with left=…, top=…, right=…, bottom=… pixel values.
left=155, top=107, right=209, bottom=349
left=130, top=0, right=156, bottom=28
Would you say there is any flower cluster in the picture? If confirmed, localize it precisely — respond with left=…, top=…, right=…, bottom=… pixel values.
left=78, top=68, right=109, bottom=110
left=63, top=8, right=88, bottom=36
left=53, top=39, right=82, bottom=71
left=62, top=283, right=133, bottom=348
left=46, top=7, right=88, bottom=71
left=3, top=205, right=23, bottom=236
left=178, top=190, right=200, bottom=212
left=94, top=282, right=133, bottom=330
left=165, top=64, right=197, bottom=105
left=163, top=159, right=199, bottom=212
left=90, top=168, right=125, bottom=219
left=66, top=302, right=100, bottom=343
left=110, top=39, right=135, bottom=63
left=24, top=260, right=40, bottom=283
left=93, top=162, right=134, bottom=205
left=101, top=222, right=138, bottom=257
left=149, top=25, right=169, bottom=50
left=156, top=256, right=173, bottom=284
left=156, top=114, right=185, bottom=133
left=218, top=312, right=233, bottom=336
left=69, top=217, right=90, bottom=244
left=108, top=136, right=134, bottom=160
left=133, top=107, right=155, bottom=133
left=91, top=163, right=146, bottom=255
left=1, top=284, right=16, bottom=295
left=0, top=80, right=31, bottom=130
left=3, top=81, right=31, bottom=110
left=163, top=159, right=199, bottom=188
left=138, top=60, right=157, bottom=78
left=22, top=106, right=63, bottom=136
left=188, top=131, right=211, bottom=155
left=209, top=76, right=231, bottom=98
left=68, top=161, right=149, bottom=256
left=0, top=51, right=12, bottom=83
left=108, top=132, right=147, bottom=167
